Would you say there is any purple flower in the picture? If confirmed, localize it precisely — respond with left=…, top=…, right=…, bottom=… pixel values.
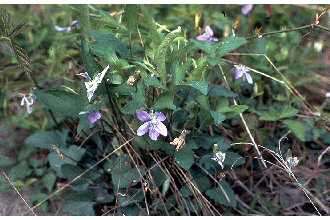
left=232, top=64, right=253, bottom=84
left=241, top=4, right=254, bottom=16
left=196, top=26, right=218, bottom=42
left=87, top=111, right=101, bottom=124
left=136, top=110, right=167, bottom=141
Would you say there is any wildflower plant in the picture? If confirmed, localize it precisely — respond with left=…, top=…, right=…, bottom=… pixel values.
left=2, top=5, right=330, bottom=216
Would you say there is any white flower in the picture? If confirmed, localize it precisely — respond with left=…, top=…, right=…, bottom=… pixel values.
left=54, top=20, right=80, bottom=33
left=81, top=65, right=110, bottom=102
left=326, top=92, right=330, bottom=98
left=286, top=156, right=299, bottom=168
left=211, top=151, right=226, bottom=169
left=20, top=93, right=35, bottom=114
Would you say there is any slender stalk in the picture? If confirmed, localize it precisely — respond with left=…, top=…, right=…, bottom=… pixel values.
left=77, top=5, right=91, bottom=39
left=218, top=64, right=267, bottom=168
left=246, top=24, right=330, bottom=40
left=1, top=171, right=37, bottom=216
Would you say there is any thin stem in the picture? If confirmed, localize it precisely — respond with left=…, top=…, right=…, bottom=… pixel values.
left=218, top=64, right=267, bottom=168
left=246, top=24, right=330, bottom=40
left=1, top=171, right=37, bottom=216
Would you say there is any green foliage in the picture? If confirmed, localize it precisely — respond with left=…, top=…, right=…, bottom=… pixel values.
left=256, top=104, right=299, bottom=121
left=25, top=130, right=68, bottom=149
left=35, top=89, right=86, bottom=117
left=174, top=145, right=194, bottom=170
left=206, top=181, right=237, bottom=208
left=2, top=5, right=329, bottom=216
left=0, top=154, right=16, bottom=167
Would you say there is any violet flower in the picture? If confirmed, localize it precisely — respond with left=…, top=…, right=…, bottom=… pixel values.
left=241, top=4, right=254, bottom=16
left=232, top=64, right=253, bottom=84
left=87, top=111, right=102, bottom=124
left=196, top=26, right=218, bottom=42
left=136, top=110, right=167, bottom=141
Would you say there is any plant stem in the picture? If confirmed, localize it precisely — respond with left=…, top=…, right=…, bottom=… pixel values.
left=218, top=64, right=267, bottom=168
left=77, top=5, right=91, bottom=39
left=246, top=24, right=330, bottom=40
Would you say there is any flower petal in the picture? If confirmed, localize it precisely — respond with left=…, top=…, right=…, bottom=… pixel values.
left=210, top=37, right=218, bottom=42
left=155, top=112, right=166, bottom=122
left=88, top=111, right=102, bottom=124
left=26, top=105, right=33, bottom=114
left=20, top=97, right=25, bottom=106
left=154, top=121, right=167, bottom=137
left=136, top=111, right=151, bottom=122
left=245, top=72, right=253, bottom=84
left=241, top=4, right=254, bottom=16
left=137, top=122, right=150, bottom=136
left=148, top=127, right=160, bottom=141
left=233, top=68, right=244, bottom=79
left=196, top=33, right=210, bottom=42
left=205, top=26, right=214, bottom=36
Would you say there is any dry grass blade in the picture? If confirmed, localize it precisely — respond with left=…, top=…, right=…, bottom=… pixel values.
left=1, top=171, right=37, bottom=216
left=218, top=64, right=267, bottom=168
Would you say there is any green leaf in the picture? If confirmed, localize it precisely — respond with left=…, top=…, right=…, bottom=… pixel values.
left=42, top=172, right=57, bottom=192
left=0, top=154, right=15, bottom=167
left=193, top=135, right=231, bottom=151
left=8, top=161, right=32, bottom=181
left=80, top=38, right=99, bottom=75
left=35, top=89, right=86, bottom=117
left=175, top=146, right=194, bottom=170
left=121, top=82, right=145, bottom=114
left=191, top=40, right=214, bottom=55
left=257, top=105, right=299, bottom=121
left=88, top=30, right=129, bottom=59
left=0, top=175, right=10, bottom=192
left=104, top=155, right=144, bottom=190
left=215, top=36, right=247, bottom=57
left=224, top=151, right=246, bottom=168
left=154, top=92, right=176, bottom=110
left=155, top=27, right=182, bottom=82
left=208, top=84, right=237, bottom=97
left=48, top=145, right=85, bottom=177
left=65, top=145, right=86, bottom=161
left=206, top=180, right=237, bottom=207
left=210, top=111, right=226, bottom=125
left=31, top=192, right=48, bottom=212
left=162, top=177, right=171, bottom=196
left=25, top=130, right=68, bottom=149
left=124, top=5, right=139, bottom=33
left=61, top=164, right=90, bottom=191
left=181, top=80, right=208, bottom=95
left=143, top=75, right=163, bottom=88
left=283, top=119, right=319, bottom=142
left=63, top=201, right=95, bottom=216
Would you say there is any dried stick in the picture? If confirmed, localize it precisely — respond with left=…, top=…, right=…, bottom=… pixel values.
left=1, top=171, right=37, bottom=216
left=218, top=64, right=267, bottom=168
